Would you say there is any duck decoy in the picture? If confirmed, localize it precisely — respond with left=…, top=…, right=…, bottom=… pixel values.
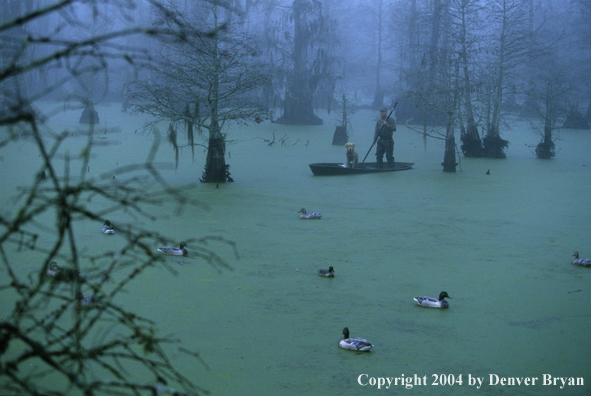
left=318, top=266, right=335, bottom=277
left=338, top=327, right=373, bottom=351
left=572, top=252, right=591, bottom=267
left=46, top=262, right=82, bottom=283
left=73, top=293, right=94, bottom=310
left=157, top=242, right=188, bottom=256
left=413, top=291, right=451, bottom=308
left=298, top=208, right=322, bottom=219
left=102, top=220, right=115, bottom=234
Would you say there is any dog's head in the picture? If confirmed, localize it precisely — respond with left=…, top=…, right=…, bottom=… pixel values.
left=345, top=142, right=356, bottom=153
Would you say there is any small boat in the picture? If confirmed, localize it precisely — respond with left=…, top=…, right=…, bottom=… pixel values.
left=309, top=162, right=414, bottom=176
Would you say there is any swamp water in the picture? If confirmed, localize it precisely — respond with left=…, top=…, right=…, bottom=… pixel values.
left=1, top=103, right=590, bottom=395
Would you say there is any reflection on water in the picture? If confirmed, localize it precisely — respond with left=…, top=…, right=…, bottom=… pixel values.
left=1, top=103, right=590, bottom=395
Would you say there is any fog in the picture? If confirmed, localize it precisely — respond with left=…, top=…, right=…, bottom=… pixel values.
left=1, top=0, right=591, bottom=395
left=3, top=0, right=590, bottom=129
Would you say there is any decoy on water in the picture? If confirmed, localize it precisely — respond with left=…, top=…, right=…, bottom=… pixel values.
left=318, top=266, right=335, bottom=277
left=413, top=291, right=452, bottom=308
left=298, top=208, right=322, bottom=219
left=73, top=293, right=94, bottom=310
left=572, top=252, right=591, bottom=267
left=102, top=220, right=115, bottom=234
left=158, top=242, right=188, bottom=256
left=46, top=262, right=82, bottom=282
left=338, top=327, right=373, bottom=351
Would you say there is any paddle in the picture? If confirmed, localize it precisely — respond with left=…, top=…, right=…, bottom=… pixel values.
left=361, top=102, right=398, bottom=163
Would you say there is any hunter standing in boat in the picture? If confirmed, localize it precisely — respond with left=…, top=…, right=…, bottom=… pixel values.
left=373, top=107, right=396, bottom=168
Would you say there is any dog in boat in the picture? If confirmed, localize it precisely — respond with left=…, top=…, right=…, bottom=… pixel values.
left=345, top=142, right=359, bottom=168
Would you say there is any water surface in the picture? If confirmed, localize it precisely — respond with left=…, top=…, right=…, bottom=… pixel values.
left=1, top=103, right=589, bottom=395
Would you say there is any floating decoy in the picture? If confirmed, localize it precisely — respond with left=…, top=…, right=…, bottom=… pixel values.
left=73, top=293, right=94, bottom=310
left=102, top=220, right=115, bottom=234
left=46, top=262, right=82, bottom=282
left=413, top=291, right=451, bottom=308
left=298, top=208, right=322, bottom=219
left=46, top=261, right=61, bottom=277
left=157, top=242, right=188, bottom=256
left=318, top=266, right=335, bottom=277
left=338, top=327, right=373, bottom=351
left=572, top=252, right=591, bottom=267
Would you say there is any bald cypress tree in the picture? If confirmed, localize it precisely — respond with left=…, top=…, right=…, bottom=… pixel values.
left=275, top=0, right=327, bottom=125
left=130, top=0, right=270, bottom=183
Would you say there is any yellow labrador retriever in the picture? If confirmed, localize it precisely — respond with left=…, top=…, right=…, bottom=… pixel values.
left=345, top=142, right=358, bottom=168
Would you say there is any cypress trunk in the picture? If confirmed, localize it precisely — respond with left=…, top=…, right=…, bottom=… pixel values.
left=201, top=125, right=230, bottom=183
left=460, top=123, right=483, bottom=157
left=535, top=122, right=555, bottom=159
left=201, top=10, right=232, bottom=183
left=275, top=0, right=323, bottom=125
left=482, top=124, right=509, bottom=159
left=442, top=115, right=456, bottom=172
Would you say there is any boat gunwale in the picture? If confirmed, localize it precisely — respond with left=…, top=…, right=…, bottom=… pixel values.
left=308, top=162, right=414, bottom=176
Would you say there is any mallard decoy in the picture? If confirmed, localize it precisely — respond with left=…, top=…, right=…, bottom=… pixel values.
left=73, top=293, right=94, bottom=310
left=338, top=327, right=373, bottom=351
left=157, top=242, right=188, bottom=256
left=102, top=220, right=115, bottom=234
left=572, top=252, right=591, bottom=267
left=318, top=266, right=335, bottom=277
left=46, top=262, right=82, bottom=282
left=298, top=208, right=322, bottom=219
left=47, top=261, right=60, bottom=277
left=413, top=291, right=451, bottom=308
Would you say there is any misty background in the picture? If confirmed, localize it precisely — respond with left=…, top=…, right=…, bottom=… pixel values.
left=1, top=1, right=591, bottom=396
left=2, top=0, right=590, bottom=152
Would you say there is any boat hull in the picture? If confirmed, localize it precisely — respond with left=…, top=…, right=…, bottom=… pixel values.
left=309, top=162, right=414, bottom=176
